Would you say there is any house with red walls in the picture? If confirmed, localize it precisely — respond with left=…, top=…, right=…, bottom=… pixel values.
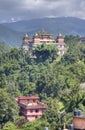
left=17, top=95, right=47, bottom=121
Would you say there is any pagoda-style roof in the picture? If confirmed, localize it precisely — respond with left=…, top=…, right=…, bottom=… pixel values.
left=57, top=33, right=64, bottom=39
left=33, top=29, right=53, bottom=39
left=40, top=28, right=47, bottom=34
left=39, top=28, right=52, bottom=35
left=24, top=34, right=29, bottom=38
left=23, top=34, right=29, bottom=40
left=17, top=95, right=47, bottom=110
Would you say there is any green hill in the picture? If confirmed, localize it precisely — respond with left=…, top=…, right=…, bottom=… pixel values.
left=0, top=24, right=23, bottom=47
left=0, top=42, right=85, bottom=129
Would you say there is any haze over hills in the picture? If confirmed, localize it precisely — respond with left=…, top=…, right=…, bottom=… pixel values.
left=0, top=24, right=23, bottom=47
left=1, top=17, right=85, bottom=46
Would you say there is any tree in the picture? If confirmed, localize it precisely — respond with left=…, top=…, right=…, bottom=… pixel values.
left=42, top=98, right=64, bottom=129
left=61, top=42, right=85, bottom=65
left=69, top=62, right=85, bottom=82
left=33, top=44, right=58, bottom=62
left=22, top=120, right=49, bottom=130
left=64, top=35, right=80, bottom=47
left=0, top=89, right=19, bottom=126
left=2, top=121, right=18, bottom=130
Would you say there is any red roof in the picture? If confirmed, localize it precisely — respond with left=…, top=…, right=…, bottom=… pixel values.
left=18, top=96, right=39, bottom=100
left=17, top=96, right=47, bottom=110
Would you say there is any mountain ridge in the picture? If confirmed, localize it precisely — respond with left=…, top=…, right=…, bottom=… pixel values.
left=0, top=24, right=23, bottom=47
left=1, top=17, right=85, bottom=46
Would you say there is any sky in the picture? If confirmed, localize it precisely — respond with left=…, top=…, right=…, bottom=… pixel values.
left=0, top=0, right=85, bottom=23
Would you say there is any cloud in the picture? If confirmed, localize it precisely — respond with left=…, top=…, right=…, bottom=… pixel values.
left=0, top=0, right=85, bottom=22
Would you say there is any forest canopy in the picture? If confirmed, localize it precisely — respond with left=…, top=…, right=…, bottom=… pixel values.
left=0, top=36, right=85, bottom=130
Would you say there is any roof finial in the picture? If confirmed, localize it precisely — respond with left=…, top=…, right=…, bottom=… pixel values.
left=41, top=28, right=46, bottom=34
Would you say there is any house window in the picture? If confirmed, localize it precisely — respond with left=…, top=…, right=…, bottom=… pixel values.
left=30, top=110, right=33, bottom=113
left=35, top=109, right=39, bottom=113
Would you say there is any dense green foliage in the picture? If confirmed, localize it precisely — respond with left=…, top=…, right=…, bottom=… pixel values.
left=33, top=44, right=58, bottom=62
left=0, top=89, right=19, bottom=128
left=22, top=120, right=49, bottom=130
left=0, top=40, right=85, bottom=130
left=0, top=42, right=10, bottom=54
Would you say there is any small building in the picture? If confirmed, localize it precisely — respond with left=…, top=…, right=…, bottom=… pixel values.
left=21, top=34, right=32, bottom=51
left=73, top=110, right=85, bottom=130
left=73, top=116, right=85, bottom=130
left=17, top=95, right=47, bottom=121
left=69, top=110, right=85, bottom=130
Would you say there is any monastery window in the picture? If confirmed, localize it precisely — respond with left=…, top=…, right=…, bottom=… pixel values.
left=58, top=45, right=60, bottom=48
left=61, top=45, right=64, bottom=48
left=42, top=41, right=46, bottom=44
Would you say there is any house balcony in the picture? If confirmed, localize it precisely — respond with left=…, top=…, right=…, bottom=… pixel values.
left=19, top=102, right=47, bottom=110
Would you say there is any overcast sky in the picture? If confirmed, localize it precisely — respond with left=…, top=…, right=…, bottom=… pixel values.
left=0, top=0, right=85, bottom=23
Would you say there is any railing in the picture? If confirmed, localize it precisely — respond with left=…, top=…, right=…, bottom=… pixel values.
left=19, top=103, right=47, bottom=109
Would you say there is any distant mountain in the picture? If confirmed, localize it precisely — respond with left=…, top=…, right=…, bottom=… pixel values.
left=0, top=24, right=23, bottom=47
left=2, top=17, right=85, bottom=46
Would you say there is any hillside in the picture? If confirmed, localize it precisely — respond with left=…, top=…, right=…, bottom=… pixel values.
left=4, top=17, right=85, bottom=35
left=0, top=24, right=23, bottom=47
left=1, top=17, right=85, bottom=47
left=0, top=41, right=85, bottom=129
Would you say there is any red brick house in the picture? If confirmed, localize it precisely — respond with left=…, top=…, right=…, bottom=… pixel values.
left=69, top=110, right=85, bottom=130
left=73, top=116, right=85, bottom=130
